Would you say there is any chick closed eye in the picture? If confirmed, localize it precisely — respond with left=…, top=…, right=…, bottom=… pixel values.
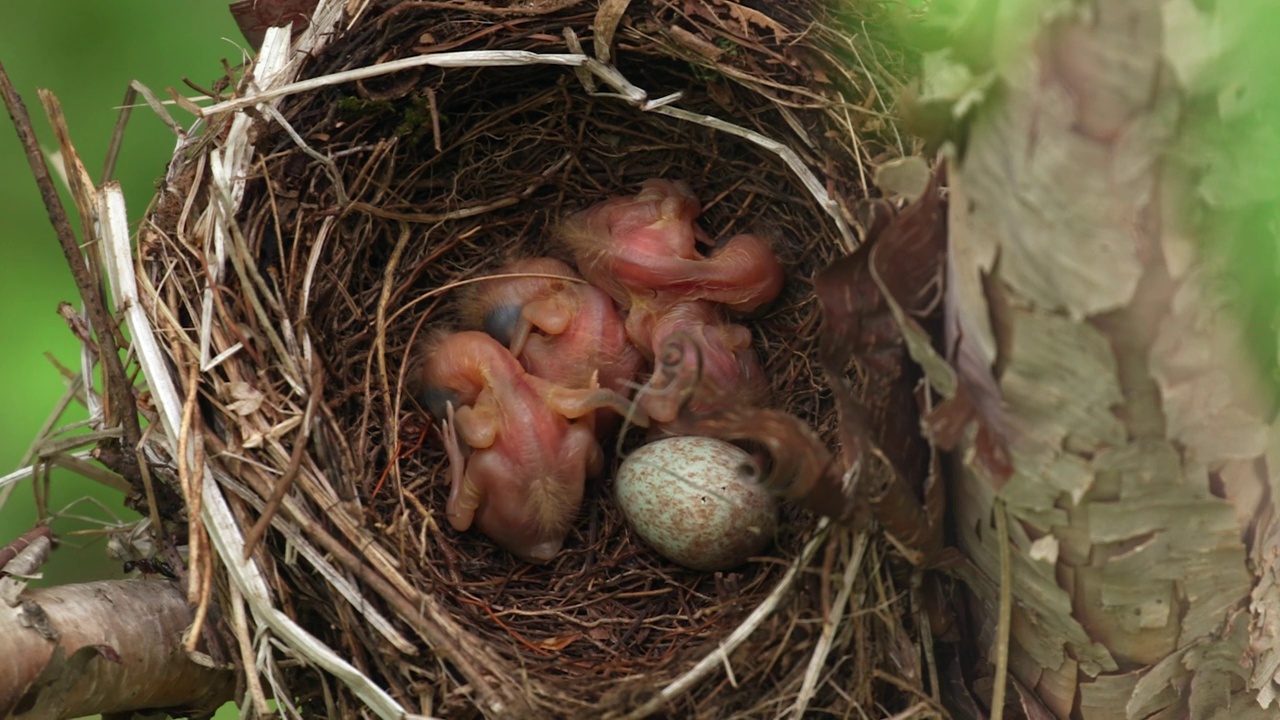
left=460, top=258, right=644, bottom=415
left=481, top=304, right=523, bottom=347
left=415, top=386, right=461, bottom=423
left=637, top=301, right=768, bottom=424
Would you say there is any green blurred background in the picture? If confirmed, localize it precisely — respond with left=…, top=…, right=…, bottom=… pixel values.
left=0, top=2, right=239, bottom=578
left=1, top=3, right=242, bottom=716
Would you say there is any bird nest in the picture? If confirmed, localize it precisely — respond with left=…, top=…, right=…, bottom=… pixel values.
left=135, top=0, right=929, bottom=717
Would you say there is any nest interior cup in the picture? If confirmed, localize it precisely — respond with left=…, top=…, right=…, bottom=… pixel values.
left=144, top=1, right=912, bottom=717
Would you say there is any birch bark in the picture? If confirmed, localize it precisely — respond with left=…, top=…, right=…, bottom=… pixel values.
left=938, top=1, right=1280, bottom=717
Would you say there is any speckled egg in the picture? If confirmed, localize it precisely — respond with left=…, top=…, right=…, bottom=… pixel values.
left=614, top=436, right=778, bottom=571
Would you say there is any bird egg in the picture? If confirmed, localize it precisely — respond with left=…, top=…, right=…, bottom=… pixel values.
left=614, top=436, right=778, bottom=571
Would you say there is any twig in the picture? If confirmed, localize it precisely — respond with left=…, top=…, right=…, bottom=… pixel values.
left=24, top=84, right=142, bottom=467
left=185, top=542, right=215, bottom=654
left=0, top=65, right=80, bottom=287
left=370, top=223, right=411, bottom=499
left=0, top=452, right=88, bottom=495
left=44, top=452, right=131, bottom=494
left=229, top=582, right=272, bottom=717
left=208, top=150, right=304, bottom=391
left=243, top=363, right=323, bottom=559
left=647, top=103, right=856, bottom=251
left=177, top=356, right=202, bottom=605
left=209, top=425, right=513, bottom=711
left=0, top=526, right=54, bottom=573
left=195, top=48, right=858, bottom=251
left=134, top=423, right=167, bottom=545
left=991, top=499, right=1012, bottom=720
left=0, top=374, right=87, bottom=514
left=260, top=103, right=349, bottom=205
left=200, top=51, right=592, bottom=117
left=789, top=531, right=867, bottom=719
left=21, top=427, right=123, bottom=458
left=916, top=572, right=941, bottom=705
left=210, top=463, right=416, bottom=654
left=619, top=520, right=833, bottom=720
left=129, top=79, right=187, bottom=137
left=101, top=84, right=138, bottom=182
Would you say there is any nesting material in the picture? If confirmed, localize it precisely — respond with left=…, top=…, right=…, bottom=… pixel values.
left=136, top=0, right=926, bottom=717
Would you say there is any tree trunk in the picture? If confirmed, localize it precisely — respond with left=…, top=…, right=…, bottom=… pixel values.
left=940, top=1, right=1280, bottom=717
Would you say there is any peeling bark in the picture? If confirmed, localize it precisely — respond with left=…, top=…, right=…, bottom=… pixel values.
left=0, top=580, right=234, bottom=720
left=938, top=1, right=1280, bottom=718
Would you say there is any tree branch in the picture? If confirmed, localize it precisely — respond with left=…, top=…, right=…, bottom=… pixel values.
left=0, top=579, right=234, bottom=719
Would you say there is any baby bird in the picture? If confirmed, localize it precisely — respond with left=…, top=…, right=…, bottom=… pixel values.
left=558, top=179, right=785, bottom=333
left=456, top=258, right=643, bottom=403
left=640, top=301, right=769, bottom=424
left=558, top=179, right=782, bottom=420
left=416, top=331, right=643, bottom=562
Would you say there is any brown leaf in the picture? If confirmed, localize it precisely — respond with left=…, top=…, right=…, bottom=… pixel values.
left=866, top=164, right=947, bottom=319
left=922, top=387, right=975, bottom=450
left=812, top=166, right=949, bottom=560
left=1011, top=674, right=1060, bottom=720
left=973, top=421, right=1014, bottom=486
left=710, top=0, right=788, bottom=41
left=229, top=0, right=319, bottom=51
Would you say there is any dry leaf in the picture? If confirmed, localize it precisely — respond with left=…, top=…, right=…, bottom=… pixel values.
left=813, top=166, right=952, bottom=562
left=225, top=381, right=265, bottom=416
left=711, top=0, right=788, bottom=41
left=593, top=0, right=632, bottom=64
left=535, top=634, right=579, bottom=652
left=873, top=156, right=932, bottom=202
left=230, top=0, right=318, bottom=51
